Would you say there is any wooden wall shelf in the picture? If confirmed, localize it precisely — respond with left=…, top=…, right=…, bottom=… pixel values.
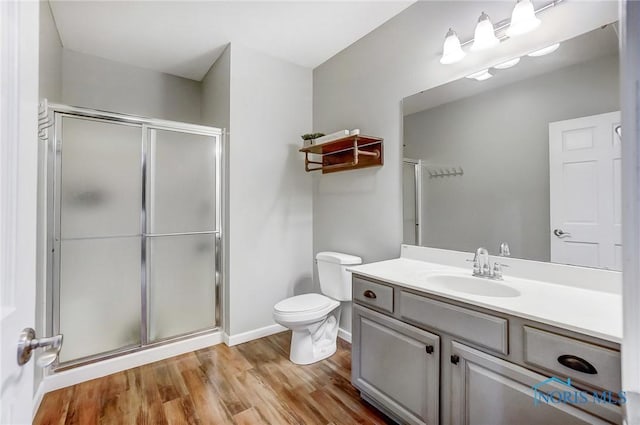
left=299, top=134, right=384, bottom=174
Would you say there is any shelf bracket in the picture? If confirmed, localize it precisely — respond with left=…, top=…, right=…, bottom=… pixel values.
left=304, top=152, right=324, bottom=172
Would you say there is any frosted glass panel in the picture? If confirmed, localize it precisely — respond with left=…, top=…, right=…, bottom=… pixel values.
left=403, top=162, right=417, bottom=245
left=148, top=234, right=216, bottom=341
left=148, top=129, right=217, bottom=234
left=60, top=116, right=142, bottom=238
left=59, top=237, right=141, bottom=362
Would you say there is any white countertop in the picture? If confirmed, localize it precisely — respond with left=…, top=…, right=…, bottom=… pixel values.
left=348, top=257, right=622, bottom=344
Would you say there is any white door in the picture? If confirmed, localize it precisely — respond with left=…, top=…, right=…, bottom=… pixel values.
left=549, top=111, right=621, bottom=270
left=0, top=1, right=40, bottom=424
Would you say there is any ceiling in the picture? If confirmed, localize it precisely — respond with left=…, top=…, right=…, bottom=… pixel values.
left=48, top=0, right=415, bottom=81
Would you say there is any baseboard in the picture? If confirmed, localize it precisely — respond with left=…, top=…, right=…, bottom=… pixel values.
left=38, top=324, right=290, bottom=398
left=338, top=327, right=352, bottom=343
left=41, top=330, right=223, bottom=394
left=226, top=324, right=287, bottom=346
left=33, top=380, right=46, bottom=419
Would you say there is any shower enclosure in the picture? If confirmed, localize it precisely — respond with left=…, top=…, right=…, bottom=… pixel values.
left=44, top=103, right=222, bottom=367
left=402, top=158, right=422, bottom=246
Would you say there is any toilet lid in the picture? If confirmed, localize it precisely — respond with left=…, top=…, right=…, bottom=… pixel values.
left=274, top=294, right=335, bottom=314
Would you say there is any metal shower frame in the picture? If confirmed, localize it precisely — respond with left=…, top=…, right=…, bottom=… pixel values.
left=44, top=102, right=224, bottom=369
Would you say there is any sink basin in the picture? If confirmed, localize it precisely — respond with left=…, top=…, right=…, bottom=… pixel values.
left=426, top=274, right=521, bottom=298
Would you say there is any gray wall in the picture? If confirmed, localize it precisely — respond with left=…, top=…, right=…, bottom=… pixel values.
left=201, top=45, right=231, bottom=334
left=313, top=1, right=618, bottom=334
left=202, top=44, right=314, bottom=337
left=202, top=45, right=230, bottom=131
left=404, top=54, right=619, bottom=262
left=62, top=49, right=202, bottom=124
left=227, top=45, right=313, bottom=335
left=39, top=1, right=62, bottom=102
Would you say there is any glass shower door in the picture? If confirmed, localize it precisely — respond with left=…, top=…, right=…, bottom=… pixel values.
left=50, top=105, right=223, bottom=367
left=57, top=115, right=143, bottom=362
left=145, top=128, right=219, bottom=342
left=403, top=159, right=421, bottom=245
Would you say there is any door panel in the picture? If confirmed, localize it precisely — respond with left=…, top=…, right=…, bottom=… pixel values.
left=147, top=128, right=217, bottom=234
left=450, top=342, right=617, bottom=425
left=147, top=234, right=216, bottom=342
left=353, top=304, right=439, bottom=425
left=60, top=116, right=142, bottom=238
left=59, top=237, right=142, bottom=362
left=549, top=111, right=621, bottom=270
left=0, top=1, right=38, bottom=422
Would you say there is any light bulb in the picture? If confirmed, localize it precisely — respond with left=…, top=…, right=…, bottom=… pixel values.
left=466, top=69, right=493, bottom=81
left=528, top=43, right=560, bottom=57
left=506, top=0, right=541, bottom=37
left=494, top=57, right=521, bottom=69
left=440, top=28, right=466, bottom=65
left=471, top=12, right=500, bottom=51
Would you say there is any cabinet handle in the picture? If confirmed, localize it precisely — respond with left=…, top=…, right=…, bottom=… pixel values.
left=425, top=345, right=434, bottom=354
left=363, top=290, right=377, bottom=299
left=451, top=354, right=460, bottom=365
left=557, top=355, right=598, bottom=374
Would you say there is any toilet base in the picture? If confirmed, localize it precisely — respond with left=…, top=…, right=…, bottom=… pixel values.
left=288, top=308, right=341, bottom=365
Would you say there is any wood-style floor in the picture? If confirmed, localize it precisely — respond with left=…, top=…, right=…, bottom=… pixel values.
left=34, top=331, right=391, bottom=425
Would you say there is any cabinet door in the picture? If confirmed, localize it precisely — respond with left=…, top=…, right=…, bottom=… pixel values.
left=450, top=342, right=617, bottom=425
left=353, top=304, right=439, bottom=425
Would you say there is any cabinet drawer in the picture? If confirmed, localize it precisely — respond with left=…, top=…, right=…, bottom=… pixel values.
left=353, top=277, right=394, bottom=313
left=523, top=326, right=621, bottom=392
left=399, top=291, right=508, bottom=355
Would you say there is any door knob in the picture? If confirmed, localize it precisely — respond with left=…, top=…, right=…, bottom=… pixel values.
left=17, top=328, right=63, bottom=367
left=553, top=229, right=572, bottom=238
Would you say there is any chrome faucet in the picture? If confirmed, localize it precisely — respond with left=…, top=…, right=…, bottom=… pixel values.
left=473, top=247, right=490, bottom=276
left=470, top=247, right=506, bottom=280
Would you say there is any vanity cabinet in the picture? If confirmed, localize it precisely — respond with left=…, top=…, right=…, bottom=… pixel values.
left=450, top=342, right=612, bottom=425
left=351, top=274, right=622, bottom=425
left=352, top=304, right=440, bottom=425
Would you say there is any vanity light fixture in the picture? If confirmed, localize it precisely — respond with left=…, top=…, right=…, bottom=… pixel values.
left=438, top=0, right=563, bottom=65
left=494, top=57, right=521, bottom=69
left=471, top=12, right=500, bottom=51
left=466, top=69, right=493, bottom=81
left=506, top=0, right=541, bottom=37
left=440, top=28, right=466, bottom=64
left=528, top=43, right=561, bottom=57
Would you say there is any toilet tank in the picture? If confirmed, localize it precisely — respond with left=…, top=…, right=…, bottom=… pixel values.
left=316, top=252, right=362, bottom=301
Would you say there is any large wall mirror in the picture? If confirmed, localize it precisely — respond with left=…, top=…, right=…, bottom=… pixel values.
left=402, top=22, right=621, bottom=270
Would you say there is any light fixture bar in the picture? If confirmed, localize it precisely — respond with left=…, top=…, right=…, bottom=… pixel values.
left=459, top=0, right=564, bottom=48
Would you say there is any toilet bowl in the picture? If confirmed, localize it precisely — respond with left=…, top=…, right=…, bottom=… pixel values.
left=273, top=252, right=362, bottom=365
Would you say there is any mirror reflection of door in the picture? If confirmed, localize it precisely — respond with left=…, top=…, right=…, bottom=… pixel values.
left=549, top=111, right=622, bottom=270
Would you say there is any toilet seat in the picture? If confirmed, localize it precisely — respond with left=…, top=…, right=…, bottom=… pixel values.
left=274, top=293, right=335, bottom=314
left=273, top=294, right=339, bottom=325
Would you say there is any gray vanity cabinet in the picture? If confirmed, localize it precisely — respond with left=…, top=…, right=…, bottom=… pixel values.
left=351, top=274, right=622, bottom=425
left=449, top=342, right=611, bottom=425
left=352, top=304, right=440, bottom=425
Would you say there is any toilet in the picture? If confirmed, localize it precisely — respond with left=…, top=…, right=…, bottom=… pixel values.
left=273, top=251, right=362, bottom=365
